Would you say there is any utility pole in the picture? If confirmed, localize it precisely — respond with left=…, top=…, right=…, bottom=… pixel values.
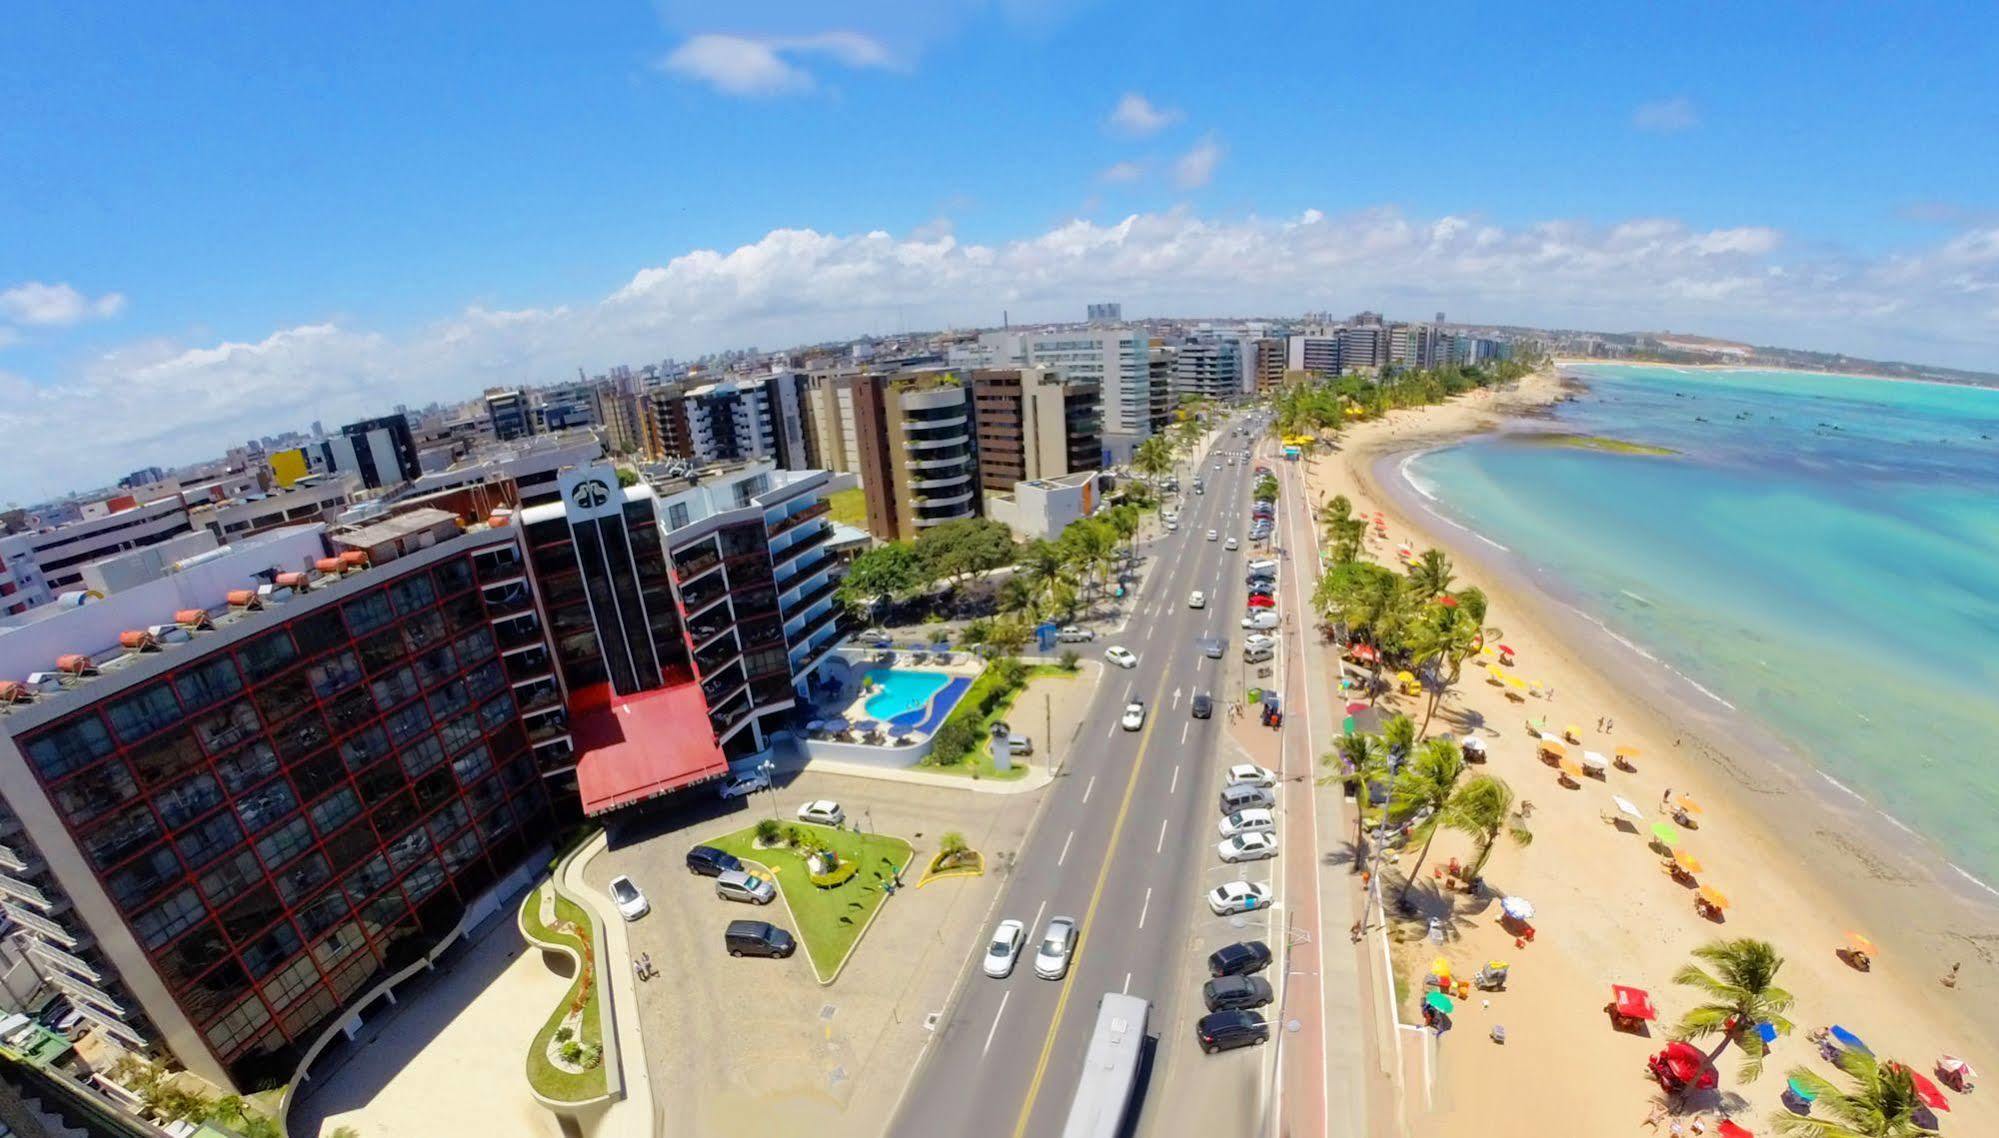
left=1044, top=693, right=1054, bottom=776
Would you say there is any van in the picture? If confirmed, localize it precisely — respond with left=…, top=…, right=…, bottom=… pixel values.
left=1245, top=559, right=1279, bottom=577
left=1243, top=644, right=1274, bottom=664
left=725, top=920, right=796, bottom=959
left=1220, top=783, right=1276, bottom=813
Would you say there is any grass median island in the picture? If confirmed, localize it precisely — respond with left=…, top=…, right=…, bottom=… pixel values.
left=920, top=659, right=1076, bottom=780
left=705, top=822, right=915, bottom=980
left=518, top=889, right=607, bottom=1102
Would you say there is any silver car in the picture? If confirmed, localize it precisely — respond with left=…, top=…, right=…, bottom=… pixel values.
left=1034, top=916, right=1078, bottom=979
left=716, top=869, right=775, bottom=905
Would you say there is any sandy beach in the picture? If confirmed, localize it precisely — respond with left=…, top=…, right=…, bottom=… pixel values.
left=1296, top=365, right=1999, bottom=1134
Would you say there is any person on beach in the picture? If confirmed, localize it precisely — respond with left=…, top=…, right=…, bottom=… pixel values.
left=1943, top=962, right=1961, bottom=988
left=1642, top=1103, right=1666, bottom=1130
left=1662, top=788, right=1673, bottom=808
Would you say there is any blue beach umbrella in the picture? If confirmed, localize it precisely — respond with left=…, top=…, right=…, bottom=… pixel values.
left=824, top=717, right=850, bottom=733
left=1829, top=1025, right=1871, bottom=1054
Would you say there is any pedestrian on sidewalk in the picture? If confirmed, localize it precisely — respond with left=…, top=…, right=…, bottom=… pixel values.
left=633, top=958, right=648, bottom=983
left=641, top=952, right=654, bottom=979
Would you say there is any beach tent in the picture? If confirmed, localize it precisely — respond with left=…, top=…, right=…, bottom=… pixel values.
left=1610, top=984, right=1658, bottom=1022
left=1613, top=795, right=1645, bottom=820
left=1649, top=1042, right=1719, bottom=1091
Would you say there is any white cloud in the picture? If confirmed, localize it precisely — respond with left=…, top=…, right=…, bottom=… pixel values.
left=659, top=31, right=894, bottom=96
left=0, top=281, right=127, bottom=327
left=11, top=207, right=1999, bottom=500
left=1633, top=96, right=1699, bottom=133
left=1099, top=161, right=1145, bottom=183
left=1107, top=92, right=1180, bottom=137
left=1172, top=135, right=1223, bottom=189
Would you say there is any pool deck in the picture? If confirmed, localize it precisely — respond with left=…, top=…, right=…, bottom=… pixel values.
left=824, top=650, right=984, bottom=738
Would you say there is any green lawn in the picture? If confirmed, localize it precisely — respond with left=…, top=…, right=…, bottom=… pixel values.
left=922, top=664, right=1076, bottom=781
left=518, top=890, right=607, bottom=1102
left=705, top=823, right=914, bottom=980
left=826, top=487, right=867, bottom=527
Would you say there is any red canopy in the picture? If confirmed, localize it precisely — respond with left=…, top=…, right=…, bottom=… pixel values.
left=1350, top=643, right=1380, bottom=663
left=1716, top=1122, right=1752, bottom=1138
left=1651, top=1041, right=1718, bottom=1089
left=1611, top=985, right=1658, bottom=1021
left=1898, top=1065, right=1949, bottom=1111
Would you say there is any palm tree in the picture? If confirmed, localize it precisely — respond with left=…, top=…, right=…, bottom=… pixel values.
left=1389, top=736, right=1467, bottom=905
left=1405, top=604, right=1486, bottom=736
left=1444, top=774, right=1531, bottom=883
left=1672, top=938, right=1797, bottom=1082
left=1133, top=435, right=1174, bottom=486
left=1325, top=732, right=1389, bottom=874
left=1015, top=539, right=1066, bottom=613
left=1407, top=548, right=1456, bottom=599
left=1772, top=1050, right=1938, bottom=1137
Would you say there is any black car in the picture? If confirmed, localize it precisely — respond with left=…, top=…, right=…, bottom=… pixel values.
left=1247, top=583, right=1275, bottom=598
left=1191, top=692, right=1214, bottom=719
left=1203, top=973, right=1274, bottom=1013
left=686, top=845, right=743, bottom=877
left=1207, top=939, right=1273, bottom=978
left=1196, top=1010, right=1270, bottom=1053
left=725, top=920, right=796, bottom=958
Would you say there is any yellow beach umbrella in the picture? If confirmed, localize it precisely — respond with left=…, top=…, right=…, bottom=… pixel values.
left=1698, top=885, right=1731, bottom=910
left=1558, top=758, right=1586, bottom=780
left=1504, top=675, right=1529, bottom=691
left=1538, top=739, right=1567, bottom=758
left=1673, top=849, right=1705, bottom=874
left=1615, top=745, right=1642, bottom=759
left=1564, top=724, right=1582, bottom=743
left=1674, top=795, right=1704, bottom=815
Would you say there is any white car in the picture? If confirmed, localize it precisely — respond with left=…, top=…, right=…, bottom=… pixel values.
left=1241, top=611, right=1280, bottom=630
left=1226, top=763, right=1277, bottom=787
left=1242, top=633, right=1276, bottom=653
left=608, top=875, right=649, bottom=921
left=1218, top=832, right=1280, bottom=863
left=1207, top=529, right=1219, bottom=541
left=1208, top=880, right=1273, bottom=916
left=1188, top=590, right=1207, bottom=609
left=1224, top=537, right=1239, bottom=550
left=1218, top=808, right=1277, bottom=838
left=1104, top=646, right=1138, bottom=669
left=983, top=919, right=1026, bottom=978
left=1120, top=701, right=1147, bottom=731
left=796, top=800, right=845, bottom=827
left=1034, top=916, right=1078, bottom=980
left=717, top=770, right=770, bottom=800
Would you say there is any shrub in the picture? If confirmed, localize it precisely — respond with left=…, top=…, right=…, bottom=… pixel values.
left=555, top=1026, right=574, bottom=1043
left=928, top=627, right=949, bottom=644
left=559, top=1041, right=584, bottom=1064
left=1059, top=649, right=1080, bottom=672
left=939, top=831, right=967, bottom=856
left=928, top=716, right=981, bottom=765
left=810, top=860, right=861, bottom=888
left=754, top=818, right=782, bottom=845
left=784, top=824, right=806, bottom=848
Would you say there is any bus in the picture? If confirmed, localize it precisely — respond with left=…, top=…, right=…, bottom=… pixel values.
left=1060, top=992, right=1151, bottom=1138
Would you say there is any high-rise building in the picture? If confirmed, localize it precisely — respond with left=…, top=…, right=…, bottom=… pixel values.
left=0, top=497, right=196, bottom=616
left=805, top=372, right=978, bottom=541
left=327, top=416, right=420, bottom=490
left=1251, top=338, right=1288, bottom=392
left=1170, top=334, right=1249, bottom=401
left=969, top=368, right=1100, bottom=490
left=1286, top=335, right=1341, bottom=377
left=1147, top=346, right=1175, bottom=436
left=978, top=329, right=1152, bottom=462
left=483, top=389, right=533, bottom=442
left=533, top=384, right=598, bottom=433
left=1085, top=302, right=1123, bottom=323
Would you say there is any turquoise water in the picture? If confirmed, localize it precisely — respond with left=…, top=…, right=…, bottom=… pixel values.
left=861, top=668, right=951, bottom=721
left=1403, top=364, right=1999, bottom=889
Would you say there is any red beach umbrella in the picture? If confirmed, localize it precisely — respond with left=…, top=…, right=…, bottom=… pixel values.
left=1611, top=984, right=1657, bottom=1021
left=1899, top=1066, right=1950, bottom=1111
left=1716, top=1122, right=1752, bottom=1138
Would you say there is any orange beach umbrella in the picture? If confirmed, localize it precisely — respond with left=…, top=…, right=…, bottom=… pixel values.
left=1845, top=931, right=1878, bottom=957
left=1674, top=849, right=1705, bottom=874
left=1674, top=795, right=1704, bottom=815
left=1615, top=745, right=1642, bottom=759
left=1559, top=758, right=1586, bottom=779
left=1698, top=885, right=1731, bottom=910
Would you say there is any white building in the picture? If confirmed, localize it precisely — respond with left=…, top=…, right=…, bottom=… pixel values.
left=979, top=328, right=1153, bottom=462
left=984, top=471, right=1099, bottom=541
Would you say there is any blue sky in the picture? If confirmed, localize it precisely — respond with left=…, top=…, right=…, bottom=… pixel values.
left=4, top=1, right=1999, bottom=500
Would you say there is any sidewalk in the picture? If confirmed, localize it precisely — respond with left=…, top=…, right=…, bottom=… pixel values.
left=561, top=832, right=658, bottom=1138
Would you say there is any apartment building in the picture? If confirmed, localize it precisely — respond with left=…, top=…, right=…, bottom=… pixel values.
left=978, top=328, right=1152, bottom=462
left=1251, top=338, right=1288, bottom=392
left=1170, top=334, right=1249, bottom=402
left=0, top=500, right=196, bottom=617
left=805, top=372, right=978, bottom=542
left=482, top=389, right=533, bottom=442
left=968, top=368, right=1101, bottom=489
left=1147, top=346, right=1175, bottom=435
left=325, top=417, right=420, bottom=491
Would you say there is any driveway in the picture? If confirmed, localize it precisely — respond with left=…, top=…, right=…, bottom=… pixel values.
left=584, top=768, right=1042, bottom=1138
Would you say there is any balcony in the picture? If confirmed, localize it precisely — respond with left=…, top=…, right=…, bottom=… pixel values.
left=3, top=902, right=81, bottom=948
left=481, top=580, right=534, bottom=618
left=0, top=843, right=36, bottom=875
left=516, top=682, right=563, bottom=716
left=786, top=603, right=844, bottom=650
left=701, top=662, right=746, bottom=706
left=782, top=576, right=840, bottom=622
left=679, top=579, right=727, bottom=617
left=527, top=720, right=573, bottom=748
left=792, top=622, right=850, bottom=676
left=473, top=546, right=526, bottom=584
left=771, top=523, right=831, bottom=568
left=504, top=647, right=555, bottom=686
left=694, top=634, right=742, bottom=678
left=28, top=940, right=100, bottom=983
left=765, top=498, right=830, bottom=540
left=773, top=545, right=832, bottom=594
left=901, top=414, right=967, bottom=433
left=672, top=547, right=723, bottom=585
left=0, top=873, right=55, bottom=911
left=493, top=613, right=545, bottom=650
left=709, top=691, right=753, bottom=733
left=909, top=470, right=973, bottom=491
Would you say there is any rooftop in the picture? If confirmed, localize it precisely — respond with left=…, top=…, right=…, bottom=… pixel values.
left=572, top=684, right=729, bottom=815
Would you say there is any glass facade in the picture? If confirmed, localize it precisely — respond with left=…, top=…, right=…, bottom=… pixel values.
left=13, top=552, right=551, bottom=1090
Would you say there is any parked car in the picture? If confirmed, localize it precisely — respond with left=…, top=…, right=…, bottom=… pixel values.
left=1245, top=594, right=1275, bottom=610
left=1187, top=590, right=1207, bottom=609
left=1243, top=644, right=1274, bottom=665
left=1120, top=700, right=1146, bottom=731
left=608, top=875, right=649, bottom=921
left=1202, top=974, right=1275, bottom=1013
left=1034, top=916, right=1077, bottom=979
left=718, top=770, right=770, bottom=800
left=1227, top=763, right=1277, bottom=787
left=1104, top=646, right=1138, bottom=669
left=1191, top=692, right=1214, bottom=719
left=998, top=733, right=1033, bottom=756
left=1219, top=782, right=1276, bottom=813
left=1247, top=581, right=1275, bottom=598
left=1246, top=559, right=1279, bottom=576
left=1217, top=832, right=1279, bottom=863
left=715, top=869, right=775, bottom=905
left=1196, top=1010, right=1271, bottom=1054
left=1057, top=625, right=1097, bottom=642
left=1207, top=939, right=1274, bottom=977
left=796, top=800, right=845, bottom=827
left=1218, top=808, right=1276, bottom=838
left=686, top=845, right=744, bottom=877
left=1207, top=880, right=1272, bottom=915
left=725, top=920, right=795, bottom=959
left=983, top=919, right=1026, bottom=979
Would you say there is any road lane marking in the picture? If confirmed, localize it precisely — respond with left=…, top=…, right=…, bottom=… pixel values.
left=1138, top=887, right=1152, bottom=929
left=1106, top=720, right=1118, bottom=739
left=1082, top=775, right=1096, bottom=803
left=983, top=990, right=1011, bottom=1057
left=1156, top=817, right=1169, bottom=853
left=1122, top=971, right=1132, bottom=995
left=1181, top=722, right=1190, bottom=744
left=1170, top=764, right=1180, bottom=795
left=1057, top=830, right=1074, bottom=867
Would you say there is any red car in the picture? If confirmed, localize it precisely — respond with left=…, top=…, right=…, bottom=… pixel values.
left=1245, top=594, right=1275, bottom=609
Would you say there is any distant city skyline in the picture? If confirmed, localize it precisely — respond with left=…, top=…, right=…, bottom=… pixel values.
left=7, top=2, right=1999, bottom=499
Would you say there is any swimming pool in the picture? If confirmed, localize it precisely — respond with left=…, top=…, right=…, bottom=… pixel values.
left=861, top=668, right=951, bottom=722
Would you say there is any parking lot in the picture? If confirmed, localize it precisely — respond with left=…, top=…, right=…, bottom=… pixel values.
left=583, top=766, right=1042, bottom=1138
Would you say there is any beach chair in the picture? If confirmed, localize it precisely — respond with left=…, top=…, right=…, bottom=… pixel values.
left=1473, top=962, right=1509, bottom=990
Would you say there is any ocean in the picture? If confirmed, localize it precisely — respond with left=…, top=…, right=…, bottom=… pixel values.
left=1400, top=363, right=1999, bottom=891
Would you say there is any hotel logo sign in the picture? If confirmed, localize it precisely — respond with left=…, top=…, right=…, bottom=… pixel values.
left=560, top=466, right=626, bottom=520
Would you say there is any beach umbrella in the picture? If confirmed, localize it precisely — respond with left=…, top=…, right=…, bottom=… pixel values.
left=1716, top=1122, right=1753, bottom=1138
left=1610, top=984, right=1658, bottom=1021
left=1526, top=715, right=1549, bottom=733
left=1615, top=745, right=1642, bottom=759
left=1697, top=885, right=1731, bottom=910
left=1939, top=1055, right=1976, bottom=1081
left=1423, top=991, right=1455, bottom=1015
left=1581, top=750, right=1608, bottom=772
left=1903, top=1068, right=1949, bottom=1111
left=1498, top=644, right=1516, bottom=656
left=1674, top=795, right=1704, bottom=814
left=1501, top=896, right=1535, bottom=921
left=1505, top=676, right=1530, bottom=691
left=1429, top=957, right=1453, bottom=983
left=1346, top=701, right=1370, bottom=714
left=1674, top=849, right=1705, bottom=874
left=1844, top=931, right=1878, bottom=957
left=1558, top=757, right=1586, bottom=780
left=1784, top=1076, right=1820, bottom=1103
left=1651, top=820, right=1682, bottom=846
left=824, top=716, right=850, bottom=733
left=1564, top=724, right=1582, bottom=741
left=1613, top=795, right=1644, bottom=820
left=1538, top=739, right=1567, bottom=758
left=1828, top=1025, right=1871, bottom=1054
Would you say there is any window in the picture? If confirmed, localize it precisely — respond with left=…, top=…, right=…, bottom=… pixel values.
left=452, top=627, right=494, bottom=664
left=173, top=657, right=243, bottom=713
left=252, top=669, right=312, bottom=726
left=51, top=759, right=139, bottom=826
left=342, top=593, right=394, bottom=637
left=397, top=735, right=445, bottom=780
left=309, top=788, right=361, bottom=837
left=432, top=557, right=473, bottom=596
left=22, top=715, right=115, bottom=781
left=388, top=572, right=437, bottom=616
left=411, top=769, right=454, bottom=814
left=261, top=952, right=323, bottom=1011
left=198, top=849, right=265, bottom=907
left=478, top=694, right=515, bottom=732
left=133, top=887, right=207, bottom=949
left=383, top=702, right=429, bottom=746
left=289, top=751, right=345, bottom=803
left=370, top=667, right=419, bottom=712
left=274, top=853, right=332, bottom=905
left=450, top=744, right=493, bottom=787
left=238, top=630, right=297, bottom=681
left=464, top=661, right=503, bottom=701
left=372, top=791, right=417, bottom=842
left=154, top=772, right=224, bottom=829
left=356, top=628, right=404, bottom=675
left=441, top=593, right=485, bottom=633
left=202, top=993, right=272, bottom=1056
left=306, top=651, right=364, bottom=697
left=192, top=702, right=261, bottom=756
left=106, top=683, right=182, bottom=744
left=254, top=817, right=314, bottom=872
left=235, top=780, right=297, bottom=835
left=220, top=884, right=283, bottom=944
left=427, top=678, right=470, bottom=720
left=215, top=741, right=280, bottom=794
left=271, top=710, right=330, bottom=763
left=106, top=845, right=183, bottom=909
left=666, top=502, right=690, bottom=529
left=401, top=855, right=445, bottom=902
left=437, top=713, right=479, bottom=756
left=82, top=802, right=162, bottom=869
left=175, top=811, right=244, bottom=870
left=297, top=891, right=350, bottom=941
left=338, top=726, right=388, bottom=772
left=343, top=855, right=393, bottom=906
left=287, top=609, right=348, bottom=659
left=241, top=922, right=303, bottom=979
left=401, top=611, right=446, bottom=653
left=323, top=687, right=375, bottom=737
left=426, top=800, right=470, bottom=844
left=412, top=645, right=457, bottom=689
left=441, top=829, right=481, bottom=875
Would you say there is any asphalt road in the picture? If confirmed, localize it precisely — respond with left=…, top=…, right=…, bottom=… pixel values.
left=889, top=413, right=1287, bottom=1138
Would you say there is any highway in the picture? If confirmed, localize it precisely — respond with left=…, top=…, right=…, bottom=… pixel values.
left=889, top=411, right=1314, bottom=1138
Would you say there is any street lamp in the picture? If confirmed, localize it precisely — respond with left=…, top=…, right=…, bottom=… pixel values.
left=758, top=757, right=778, bottom=820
